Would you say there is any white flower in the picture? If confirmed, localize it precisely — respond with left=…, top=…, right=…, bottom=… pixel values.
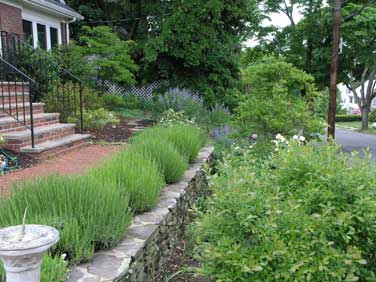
left=293, top=135, right=299, bottom=140
left=61, top=253, right=67, bottom=260
left=299, top=136, right=306, bottom=142
left=276, top=133, right=283, bottom=140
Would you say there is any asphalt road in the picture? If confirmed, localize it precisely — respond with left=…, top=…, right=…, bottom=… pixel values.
left=335, top=128, right=376, bottom=160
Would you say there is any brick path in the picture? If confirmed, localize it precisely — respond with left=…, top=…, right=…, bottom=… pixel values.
left=0, top=144, right=124, bottom=198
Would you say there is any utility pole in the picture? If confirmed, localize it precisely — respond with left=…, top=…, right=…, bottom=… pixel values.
left=327, top=0, right=342, bottom=139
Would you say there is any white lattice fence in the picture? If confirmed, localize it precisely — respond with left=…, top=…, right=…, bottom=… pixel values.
left=103, top=80, right=167, bottom=101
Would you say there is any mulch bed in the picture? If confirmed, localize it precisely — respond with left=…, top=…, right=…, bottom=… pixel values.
left=83, top=117, right=155, bottom=143
left=83, top=116, right=134, bottom=143
left=156, top=239, right=206, bottom=282
left=1, top=150, right=39, bottom=175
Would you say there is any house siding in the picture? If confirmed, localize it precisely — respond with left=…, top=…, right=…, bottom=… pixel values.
left=0, top=2, right=23, bottom=36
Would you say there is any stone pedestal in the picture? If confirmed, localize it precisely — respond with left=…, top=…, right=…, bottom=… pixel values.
left=0, top=224, right=59, bottom=282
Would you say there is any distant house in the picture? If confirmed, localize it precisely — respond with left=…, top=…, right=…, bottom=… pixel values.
left=339, top=83, right=376, bottom=114
left=0, top=0, right=83, bottom=50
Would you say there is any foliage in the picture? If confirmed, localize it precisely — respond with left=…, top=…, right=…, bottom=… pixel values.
left=67, top=108, right=119, bottom=130
left=43, top=84, right=104, bottom=122
left=153, top=89, right=230, bottom=130
left=314, top=88, right=346, bottom=119
left=138, top=125, right=207, bottom=163
left=142, top=0, right=262, bottom=105
left=0, top=175, right=132, bottom=264
left=56, top=26, right=138, bottom=88
left=131, top=129, right=188, bottom=184
left=335, top=114, right=362, bottom=122
left=123, top=94, right=143, bottom=109
left=103, top=93, right=126, bottom=109
left=370, top=111, right=376, bottom=123
left=193, top=139, right=376, bottom=281
left=233, top=56, right=324, bottom=139
left=88, top=149, right=164, bottom=213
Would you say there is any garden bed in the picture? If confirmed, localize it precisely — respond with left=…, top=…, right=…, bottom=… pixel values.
left=83, top=117, right=154, bottom=143
left=68, top=145, right=213, bottom=282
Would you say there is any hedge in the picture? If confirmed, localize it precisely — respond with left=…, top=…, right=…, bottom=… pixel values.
left=335, top=114, right=361, bottom=122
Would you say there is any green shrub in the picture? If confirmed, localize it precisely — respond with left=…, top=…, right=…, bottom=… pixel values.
left=88, top=149, right=165, bottom=213
left=103, top=93, right=126, bottom=109
left=67, top=108, right=119, bottom=130
left=193, top=142, right=376, bottom=281
left=369, top=111, right=376, bottom=122
left=131, top=130, right=188, bottom=184
left=123, top=94, right=142, bottom=109
left=335, top=114, right=362, bottom=122
left=0, top=175, right=132, bottom=264
left=43, top=84, right=104, bottom=122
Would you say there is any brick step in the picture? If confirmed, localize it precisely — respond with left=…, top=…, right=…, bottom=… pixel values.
left=0, top=103, right=45, bottom=118
left=0, top=113, right=60, bottom=134
left=0, top=82, right=29, bottom=93
left=3, top=123, right=76, bottom=151
left=0, top=91, right=30, bottom=104
left=21, top=134, right=92, bottom=160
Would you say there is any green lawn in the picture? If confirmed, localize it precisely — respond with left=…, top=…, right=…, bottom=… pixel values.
left=336, top=121, right=376, bottom=134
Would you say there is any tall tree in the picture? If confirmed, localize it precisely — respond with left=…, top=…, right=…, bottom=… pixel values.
left=341, top=3, right=376, bottom=129
left=142, top=0, right=262, bottom=105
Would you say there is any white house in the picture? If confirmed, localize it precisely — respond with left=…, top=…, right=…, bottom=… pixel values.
left=0, top=0, right=83, bottom=50
left=339, top=83, right=376, bottom=114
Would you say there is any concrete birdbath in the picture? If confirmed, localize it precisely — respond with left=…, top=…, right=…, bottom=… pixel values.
left=0, top=224, right=59, bottom=282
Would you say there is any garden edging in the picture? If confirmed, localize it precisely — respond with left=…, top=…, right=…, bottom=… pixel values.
left=68, top=145, right=214, bottom=282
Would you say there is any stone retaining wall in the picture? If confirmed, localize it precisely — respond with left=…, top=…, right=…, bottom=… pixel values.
left=68, top=146, right=214, bottom=282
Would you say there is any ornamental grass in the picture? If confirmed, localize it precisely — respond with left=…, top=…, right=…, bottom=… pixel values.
left=88, top=149, right=165, bottom=213
left=0, top=175, right=132, bottom=264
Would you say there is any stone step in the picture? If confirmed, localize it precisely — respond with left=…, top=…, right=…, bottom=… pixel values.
left=21, top=134, right=92, bottom=159
left=0, top=113, right=60, bottom=133
left=0, top=103, right=45, bottom=118
left=3, top=123, right=76, bottom=151
left=0, top=91, right=30, bottom=104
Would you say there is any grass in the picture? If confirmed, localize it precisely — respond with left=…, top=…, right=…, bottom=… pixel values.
left=336, top=121, right=376, bottom=135
left=0, top=175, right=132, bottom=264
left=88, top=149, right=165, bottom=213
left=132, top=136, right=188, bottom=184
left=0, top=123, right=207, bottom=281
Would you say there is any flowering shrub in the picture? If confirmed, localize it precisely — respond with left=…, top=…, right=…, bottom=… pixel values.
left=193, top=141, right=376, bottom=281
left=158, top=109, right=195, bottom=127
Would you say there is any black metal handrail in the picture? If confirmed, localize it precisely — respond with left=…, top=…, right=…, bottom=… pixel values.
left=0, top=30, right=84, bottom=131
left=0, top=57, right=36, bottom=148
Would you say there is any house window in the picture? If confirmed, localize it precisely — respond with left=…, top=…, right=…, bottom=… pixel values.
left=37, top=24, right=47, bottom=50
left=349, top=97, right=353, bottom=103
left=22, top=20, right=33, bottom=45
left=50, top=27, right=58, bottom=49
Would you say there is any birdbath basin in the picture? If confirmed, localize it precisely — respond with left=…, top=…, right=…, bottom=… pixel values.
left=0, top=225, right=59, bottom=282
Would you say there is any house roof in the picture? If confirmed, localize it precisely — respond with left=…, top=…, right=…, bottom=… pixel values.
left=23, top=0, right=84, bottom=20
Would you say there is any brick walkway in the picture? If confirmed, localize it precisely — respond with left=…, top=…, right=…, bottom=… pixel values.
left=0, top=144, right=124, bottom=198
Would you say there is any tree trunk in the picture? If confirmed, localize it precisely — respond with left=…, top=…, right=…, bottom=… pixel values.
left=361, top=106, right=370, bottom=130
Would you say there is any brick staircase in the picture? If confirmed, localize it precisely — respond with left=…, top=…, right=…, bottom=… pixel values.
left=0, top=83, right=91, bottom=159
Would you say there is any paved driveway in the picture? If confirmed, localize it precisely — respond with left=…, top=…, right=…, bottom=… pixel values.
left=335, top=129, right=376, bottom=160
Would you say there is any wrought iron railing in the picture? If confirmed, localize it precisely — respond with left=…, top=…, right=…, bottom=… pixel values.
left=0, top=57, right=36, bottom=148
left=0, top=30, right=84, bottom=131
